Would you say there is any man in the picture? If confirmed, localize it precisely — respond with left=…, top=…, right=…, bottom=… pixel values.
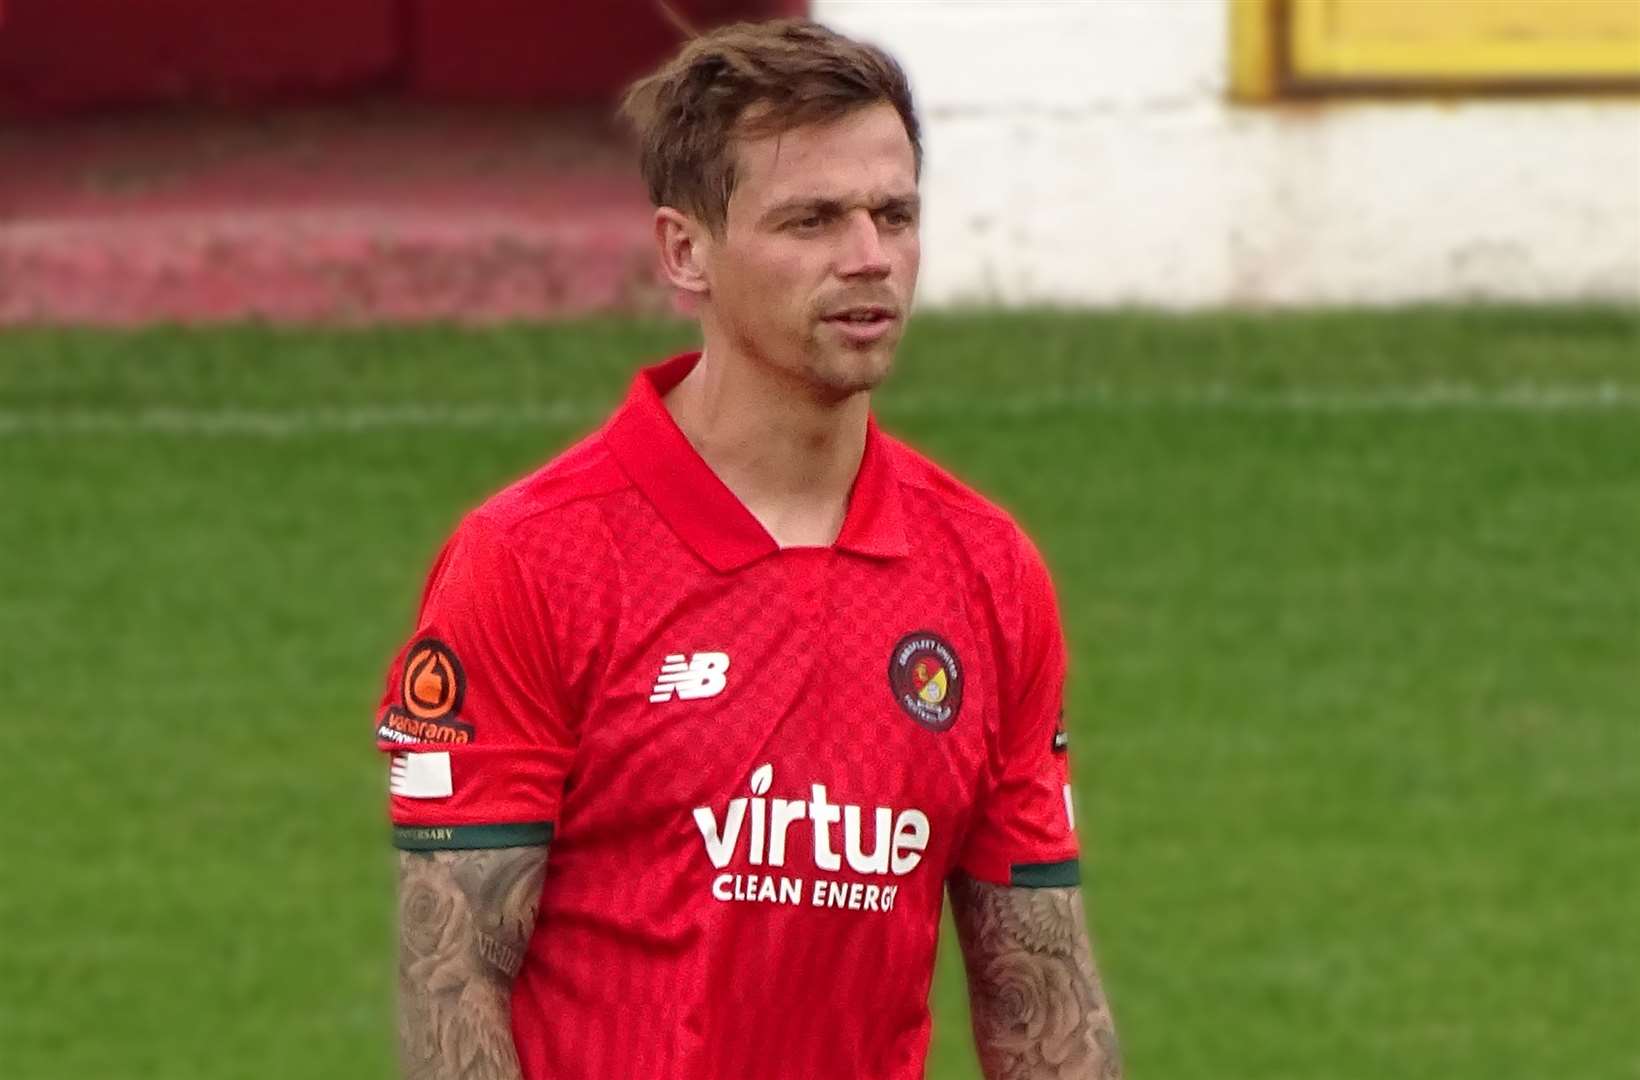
left=379, top=18, right=1121, bottom=1080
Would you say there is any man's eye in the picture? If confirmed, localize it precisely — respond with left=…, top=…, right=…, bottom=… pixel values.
left=792, top=216, right=824, bottom=230
left=881, top=210, right=913, bottom=228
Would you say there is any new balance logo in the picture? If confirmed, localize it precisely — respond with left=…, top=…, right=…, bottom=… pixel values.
left=650, top=651, right=730, bottom=703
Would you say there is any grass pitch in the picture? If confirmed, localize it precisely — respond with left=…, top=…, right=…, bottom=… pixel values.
left=2, top=307, right=1636, bottom=1079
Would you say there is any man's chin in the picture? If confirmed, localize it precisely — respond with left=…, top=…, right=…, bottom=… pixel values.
left=812, top=348, right=894, bottom=400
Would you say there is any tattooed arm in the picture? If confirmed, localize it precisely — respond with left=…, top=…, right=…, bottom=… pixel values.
left=949, top=874, right=1122, bottom=1079
left=397, top=846, right=550, bottom=1080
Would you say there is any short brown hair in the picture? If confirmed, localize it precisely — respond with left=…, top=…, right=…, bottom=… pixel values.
left=620, top=17, right=921, bottom=235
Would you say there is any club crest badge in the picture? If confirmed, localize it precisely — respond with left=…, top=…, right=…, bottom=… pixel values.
left=888, top=631, right=964, bottom=732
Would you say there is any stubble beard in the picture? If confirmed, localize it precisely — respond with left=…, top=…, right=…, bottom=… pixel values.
left=728, top=312, right=898, bottom=404
left=802, top=330, right=897, bottom=402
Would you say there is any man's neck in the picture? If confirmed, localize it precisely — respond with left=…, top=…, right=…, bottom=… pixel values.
left=662, top=347, right=868, bottom=548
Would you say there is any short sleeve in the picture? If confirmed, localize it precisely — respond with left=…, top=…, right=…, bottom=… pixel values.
left=955, top=534, right=1081, bottom=887
left=374, top=512, right=575, bottom=850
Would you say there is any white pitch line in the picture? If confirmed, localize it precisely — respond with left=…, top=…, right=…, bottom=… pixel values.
left=0, top=402, right=604, bottom=437
left=0, top=383, right=1637, bottom=436
left=895, top=381, right=1640, bottom=415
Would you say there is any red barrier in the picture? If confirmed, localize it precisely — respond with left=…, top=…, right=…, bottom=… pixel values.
left=0, top=0, right=399, bottom=115
left=0, top=0, right=808, bottom=114
left=407, top=0, right=679, bottom=103
left=407, top=0, right=807, bottom=103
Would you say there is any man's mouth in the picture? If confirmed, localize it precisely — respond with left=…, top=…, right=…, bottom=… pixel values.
left=823, top=306, right=897, bottom=325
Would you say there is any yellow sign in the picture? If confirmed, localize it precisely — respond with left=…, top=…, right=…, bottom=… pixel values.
left=1233, top=0, right=1640, bottom=100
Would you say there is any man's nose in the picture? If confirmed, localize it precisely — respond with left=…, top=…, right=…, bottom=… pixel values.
left=837, top=209, right=891, bottom=278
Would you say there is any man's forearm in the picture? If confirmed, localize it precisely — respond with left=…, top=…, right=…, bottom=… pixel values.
left=397, top=846, right=549, bottom=1080
left=949, top=874, right=1122, bottom=1079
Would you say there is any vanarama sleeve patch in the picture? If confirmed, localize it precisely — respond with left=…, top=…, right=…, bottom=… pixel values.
left=377, top=639, right=472, bottom=746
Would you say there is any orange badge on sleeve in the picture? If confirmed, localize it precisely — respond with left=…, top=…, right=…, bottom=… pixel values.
left=376, top=638, right=476, bottom=746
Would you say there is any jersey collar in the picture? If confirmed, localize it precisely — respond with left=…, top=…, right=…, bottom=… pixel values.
left=603, top=351, right=910, bottom=572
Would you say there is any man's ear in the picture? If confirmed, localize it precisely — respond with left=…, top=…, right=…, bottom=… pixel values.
left=655, top=207, right=712, bottom=297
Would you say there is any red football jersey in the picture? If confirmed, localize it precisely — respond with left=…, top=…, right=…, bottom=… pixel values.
left=378, top=352, right=1080, bottom=1080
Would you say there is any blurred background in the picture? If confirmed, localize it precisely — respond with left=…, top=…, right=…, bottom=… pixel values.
left=2, top=2, right=1636, bottom=1078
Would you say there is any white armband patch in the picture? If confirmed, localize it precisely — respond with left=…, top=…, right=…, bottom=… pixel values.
left=390, top=751, right=453, bottom=799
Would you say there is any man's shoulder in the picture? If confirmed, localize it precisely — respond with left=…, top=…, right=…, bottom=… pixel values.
left=466, top=429, right=632, bottom=539
left=879, top=430, right=1033, bottom=554
left=880, top=431, right=1062, bottom=671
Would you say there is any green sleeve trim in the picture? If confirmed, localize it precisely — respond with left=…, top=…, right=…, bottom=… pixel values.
left=1009, top=858, right=1082, bottom=888
left=393, top=822, right=555, bottom=851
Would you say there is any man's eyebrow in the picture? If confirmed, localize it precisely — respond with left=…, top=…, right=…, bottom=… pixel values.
left=873, top=194, right=921, bottom=214
left=761, top=198, right=842, bottom=222
left=760, top=193, right=921, bottom=223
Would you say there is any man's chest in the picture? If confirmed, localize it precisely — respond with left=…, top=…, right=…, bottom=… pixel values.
left=555, top=547, right=1003, bottom=878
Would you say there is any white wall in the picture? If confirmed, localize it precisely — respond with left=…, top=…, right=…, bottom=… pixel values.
left=814, top=0, right=1640, bottom=308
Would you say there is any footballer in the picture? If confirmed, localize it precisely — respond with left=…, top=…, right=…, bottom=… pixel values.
left=379, top=17, right=1121, bottom=1080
